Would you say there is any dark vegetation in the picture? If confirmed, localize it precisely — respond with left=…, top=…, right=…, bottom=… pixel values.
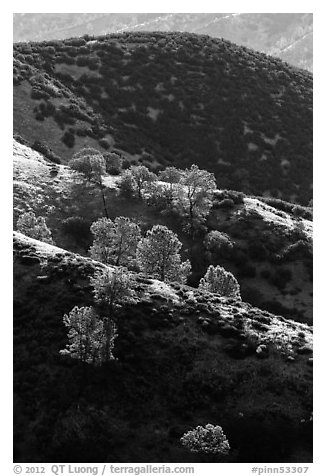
left=13, top=233, right=313, bottom=463
left=13, top=13, right=313, bottom=72
left=13, top=31, right=312, bottom=204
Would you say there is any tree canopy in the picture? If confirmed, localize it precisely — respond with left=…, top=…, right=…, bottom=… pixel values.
left=17, top=211, right=54, bottom=244
left=175, top=164, right=217, bottom=235
left=69, top=147, right=108, bottom=217
left=136, top=224, right=191, bottom=283
left=120, top=165, right=157, bottom=199
left=199, top=264, right=241, bottom=299
left=89, top=217, right=141, bottom=267
left=59, top=306, right=117, bottom=366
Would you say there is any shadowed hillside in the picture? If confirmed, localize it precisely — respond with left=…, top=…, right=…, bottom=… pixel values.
left=13, top=232, right=313, bottom=463
left=13, top=32, right=312, bottom=204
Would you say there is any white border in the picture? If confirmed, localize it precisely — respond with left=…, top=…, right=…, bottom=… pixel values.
left=3, top=3, right=324, bottom=474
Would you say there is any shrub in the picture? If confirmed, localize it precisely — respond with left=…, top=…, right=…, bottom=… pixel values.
left=17, top=211, right=54, bottom=244
left=104, top=152, right=122, bottom=175
left=199, top=265, right=241, bottom=300
left=213, top=190, right=244, bottom=207
left=204, top=230, right=234, bottom=256
left=218, top=198, right=235, bottom=208
left=62, top=130, right=75, bottom=148
left=31, top=88, right=50, bottom=100
left=99, top=138, right=110, bottom=150
left=32, top=140, right=61, bottom=164
left=280, top=240, right=312, bottom=261
left=180, top=424, right=230, bottom=456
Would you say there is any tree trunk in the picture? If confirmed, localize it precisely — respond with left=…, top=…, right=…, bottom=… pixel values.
left=189, top=203, right=195, bottom=240
left=100, top=185, right=109, bottom=218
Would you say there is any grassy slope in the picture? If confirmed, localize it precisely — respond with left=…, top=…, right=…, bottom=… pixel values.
left=13, top=139, right=313, bottom=324
left=13, top=232, right=312, bottom=463
left=13, top=32, right=312, bottom=204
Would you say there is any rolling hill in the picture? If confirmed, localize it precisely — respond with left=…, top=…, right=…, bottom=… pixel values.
left=13, top=13, right=313, bottom=71
left=13, top=231, right=313, bottom=463
left=13, top=32, right=313, bottom=204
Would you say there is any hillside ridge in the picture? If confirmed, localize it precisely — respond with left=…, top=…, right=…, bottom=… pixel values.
left=14, top=31, right=312, bottom=204
left=13, top=13, right=313, bottom=72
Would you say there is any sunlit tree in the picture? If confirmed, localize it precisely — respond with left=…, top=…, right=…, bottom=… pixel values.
left=158, top=166, right=183, bottom=192
left=119, top=165, right=157, bottom=199
left=70, top=147, right=108, bottom=217
left=59, top=306, right=117, bottom=366
left=175, top=164, right=216, bottom=235
left=199, top=265, right=241, bottom=299
left=17, top=211, right=54, bottom=244
left=89, top=217, right=141, bottom=267
left=91, top=266, right=133, bottom=317
left=136, top=224, right=191, bottom=283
